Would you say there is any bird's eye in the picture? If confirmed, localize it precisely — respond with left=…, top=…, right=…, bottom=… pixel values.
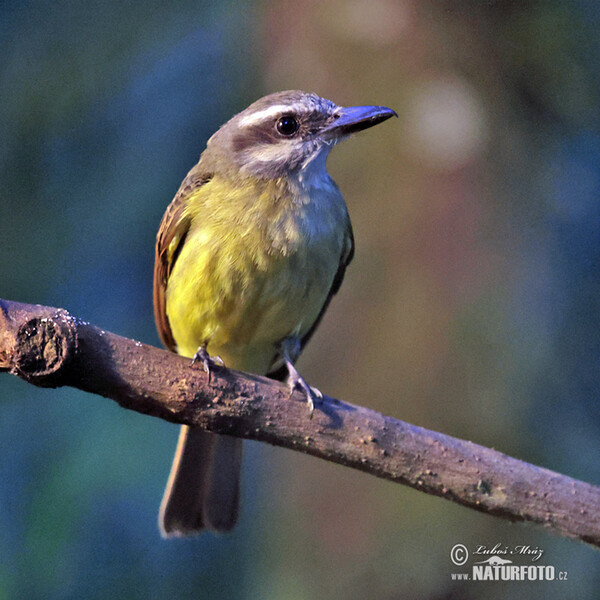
left=276, top=115, right=299, bottom=136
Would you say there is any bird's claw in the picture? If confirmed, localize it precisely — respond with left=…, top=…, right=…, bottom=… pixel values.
left=191, top=346, right=224, bottom=383
left=287, top=366, right=323, bottom=418
left=280, top=337, right=323, bottom=417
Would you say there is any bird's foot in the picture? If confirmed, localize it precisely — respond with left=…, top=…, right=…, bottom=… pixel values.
left=285, top=357, right=323, bottom=418
left=191, top=345, right=224, bottom=384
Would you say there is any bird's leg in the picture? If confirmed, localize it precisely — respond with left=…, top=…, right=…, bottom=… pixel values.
left=191, top=342, right=224, bottom=384
left=280, top=337, right=323, bottom=417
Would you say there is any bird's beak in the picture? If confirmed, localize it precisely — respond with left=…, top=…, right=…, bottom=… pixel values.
left=322, top=105, right=397, bottom=138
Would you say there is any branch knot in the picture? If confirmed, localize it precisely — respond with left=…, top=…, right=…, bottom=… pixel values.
left=14, top=310, right=77, bottom=386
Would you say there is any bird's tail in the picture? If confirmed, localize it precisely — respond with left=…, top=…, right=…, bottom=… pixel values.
left=159, top=426, right=242, bottom=537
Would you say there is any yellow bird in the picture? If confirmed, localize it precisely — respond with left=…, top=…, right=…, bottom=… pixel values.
left=153, top=90, right=395, bottom=537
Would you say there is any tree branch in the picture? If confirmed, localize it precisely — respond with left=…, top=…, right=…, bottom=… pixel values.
left=1, top=298, right=599, bottom=547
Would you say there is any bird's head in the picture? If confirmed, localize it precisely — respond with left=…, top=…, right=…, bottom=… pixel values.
left=201, top=90, right=396, bottom=182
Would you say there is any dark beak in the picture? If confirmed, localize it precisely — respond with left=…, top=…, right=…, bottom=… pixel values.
left=322, top=105, right=397, bottom=138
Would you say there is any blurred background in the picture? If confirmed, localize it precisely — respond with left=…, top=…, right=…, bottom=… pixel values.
left=1, top=0, right=599, bottom=598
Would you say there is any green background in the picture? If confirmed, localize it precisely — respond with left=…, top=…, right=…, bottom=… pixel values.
left=1, top=1, right=600, bottom=598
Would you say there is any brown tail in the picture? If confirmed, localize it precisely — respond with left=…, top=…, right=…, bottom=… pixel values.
left=159, top=426, right=242, bottom=537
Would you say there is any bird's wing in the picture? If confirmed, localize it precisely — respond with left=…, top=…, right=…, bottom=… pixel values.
left=153, top=169, right=213, bottom=351
left=266, top=223, right=355, bottom=381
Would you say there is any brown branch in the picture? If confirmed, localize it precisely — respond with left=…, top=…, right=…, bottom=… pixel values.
left=1, top=298, right=599, bottom=548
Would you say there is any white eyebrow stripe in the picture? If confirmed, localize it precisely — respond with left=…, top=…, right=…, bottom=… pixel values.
left=238, top=103, right=304, bottom=127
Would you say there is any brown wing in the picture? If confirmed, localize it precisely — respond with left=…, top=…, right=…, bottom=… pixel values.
left=266, top=223, right=355, bottom=381
left=153, top=168, right=213, bottom=351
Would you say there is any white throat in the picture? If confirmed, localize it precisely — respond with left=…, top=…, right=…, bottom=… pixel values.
left=294, top=146, right=333, bottom=193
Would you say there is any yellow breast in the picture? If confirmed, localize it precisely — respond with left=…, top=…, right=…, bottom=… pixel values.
left=165, top=175, right=349, bottom=374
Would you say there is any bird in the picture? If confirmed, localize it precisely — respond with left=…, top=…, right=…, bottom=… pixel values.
left=153, top=90, right=396, bottom=537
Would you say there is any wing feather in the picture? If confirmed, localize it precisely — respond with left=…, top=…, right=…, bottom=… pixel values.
left=153, top=168, right=213, bottom=351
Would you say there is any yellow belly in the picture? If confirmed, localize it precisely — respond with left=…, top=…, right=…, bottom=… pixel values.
left=165, top=176, right=348, bottom=374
